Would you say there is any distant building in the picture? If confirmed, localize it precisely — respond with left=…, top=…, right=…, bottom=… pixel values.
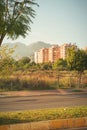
left=34, top=51, right=38, bottom=63
left=60, top=43, right=71, bottom=59
left=35, top=48, right=49, bottom=63
left=37, top=48, right=44, bottom=63
left=60, top=43, right=77, bottom=59
left=43, top=48, right=49, bottom=63
left=49, top=45, right=60, bottom=62
left=34, top=43, right=77, bottom=63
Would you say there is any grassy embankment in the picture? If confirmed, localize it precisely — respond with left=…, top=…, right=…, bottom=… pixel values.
left=0, top=106, right=87, bottom=125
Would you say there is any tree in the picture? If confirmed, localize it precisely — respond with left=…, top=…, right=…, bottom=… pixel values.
left=66, top=46, right=87, bottom=87
left=0, top=0, right=38, bottom=46
left=41, top=62, right=52, bottom=70
left=66, top=46, right=87, bottom=72
left=0, top=45, right=16, bottom=74
left=0, top=57, right=16, bottom=73
left=53, top=59, right=67, bottom=70
left=17, top=56, right=31, bottom=69
left=66, top=46, right=77, bottom=70
left=18, top=56, right=30, bottom=65
left=0, top=45, right=14, bottom=59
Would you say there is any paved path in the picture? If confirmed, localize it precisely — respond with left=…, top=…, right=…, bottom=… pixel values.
left=0, top=89, right=68, bottom=97
left=0, top=93, right=87, bottom=112
left=0, top=89, right=87, bottom=97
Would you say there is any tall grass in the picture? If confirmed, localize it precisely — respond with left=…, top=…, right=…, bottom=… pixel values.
left=0, top=70, right=87, bottom=91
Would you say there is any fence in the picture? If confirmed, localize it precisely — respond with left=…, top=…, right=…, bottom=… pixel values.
left=0, top=71, right=87, bottom=90
left=56, top=75, right=87, bottom=88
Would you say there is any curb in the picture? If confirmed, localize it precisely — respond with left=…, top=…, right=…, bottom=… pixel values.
left=0, top=117, right=87, bottom=130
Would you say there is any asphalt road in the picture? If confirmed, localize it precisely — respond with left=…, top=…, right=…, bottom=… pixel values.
left=0, top=94, right=87, bottom=112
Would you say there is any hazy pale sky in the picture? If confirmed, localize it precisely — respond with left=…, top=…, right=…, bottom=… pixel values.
left=3, top=0, right=87, bottom=48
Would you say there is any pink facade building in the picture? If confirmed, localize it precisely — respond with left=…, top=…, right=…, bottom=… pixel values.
left=49, top=45, right=60, bottom=62
left=34, top=43, right=77, bottom=63
left=60, top=43, right=73, bottom=59
left=34, top=48, right=49, bottom=63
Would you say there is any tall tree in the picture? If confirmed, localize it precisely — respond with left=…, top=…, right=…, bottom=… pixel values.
left=0, top=0, right=38, bottom=46
left=66, top=46, right=87, bottom=72
left=66, top=46, right=77, bottom=70
left=0, top=45, right=16, bottom=76
left=66, top=46, right=87, bottom=87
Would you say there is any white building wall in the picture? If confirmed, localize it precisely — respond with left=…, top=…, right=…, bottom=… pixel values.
left=34, top=52, right=38, bottom=63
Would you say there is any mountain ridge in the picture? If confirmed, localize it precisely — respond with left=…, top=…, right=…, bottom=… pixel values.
left=3, top=41, right=52, bottom=59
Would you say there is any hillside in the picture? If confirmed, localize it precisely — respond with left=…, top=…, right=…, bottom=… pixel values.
left=3, top=41, right=52, bottom=59
left=27, top=41, right=52, bottom=55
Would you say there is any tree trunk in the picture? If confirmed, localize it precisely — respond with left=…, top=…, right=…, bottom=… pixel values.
left=0, top=34, right=5, bottom=46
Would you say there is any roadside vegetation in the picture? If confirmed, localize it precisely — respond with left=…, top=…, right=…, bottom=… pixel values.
left=0, top=106, right=87, bottom=125
left=0, top=1, right=87, bottom=91
left=0, top=70, right=87, bottom=91
left=0, top=45, right=87, bottom=91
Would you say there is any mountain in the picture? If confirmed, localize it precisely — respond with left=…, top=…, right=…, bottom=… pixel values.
left=27, top=41, right=52, bottom=55
left=3, top=42, right=28, bottom=59
left=3, top=41, right=52, bottom=59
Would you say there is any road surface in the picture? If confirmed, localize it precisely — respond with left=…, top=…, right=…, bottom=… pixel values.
left=0, top=94, right=87, bottom=112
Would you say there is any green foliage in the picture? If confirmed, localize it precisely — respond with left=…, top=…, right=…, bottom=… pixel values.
left=0, top=45, right=14, bottom=59
left=66, top=46, right=77, bottom=70
left=0, top=106, right=87, bottom=125
left=0, top=57, right=15, bottom=71
left=18, top=57, right=31, bottom=67
left=0, top=45, right=16, bottom=75
left=66, top=47, right=87, bottom=87
left=74, top=49, right=87, bottom=72
left=66, top=47, right=87, bottom=72
left=41, top=62, right=52, bottom=70
left=0, top=57, right=16, bottom=77
left=0, top=0, right=38, bottom=45
left=53, top=59, right=67, bottom=70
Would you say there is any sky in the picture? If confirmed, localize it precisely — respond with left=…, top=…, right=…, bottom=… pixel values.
left=3, top=0, right=87, bottom=48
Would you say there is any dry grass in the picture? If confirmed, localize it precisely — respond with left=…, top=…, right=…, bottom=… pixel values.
left=0, top=70, right=87, bottom=91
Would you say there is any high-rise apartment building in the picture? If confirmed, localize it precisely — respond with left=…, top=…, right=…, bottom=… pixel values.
left=38, top=48, right=44, bottom=63
left=34, top=43, right=77, bottom=63
left=49, top=45, right=60, bottom=62
left=34, top=48, right=49, bottom=63
left=43, top=48, right=49, bottom=63
left=34, top=51, right=38, bottom=63
left=60, top=43, right=77, bottom=59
